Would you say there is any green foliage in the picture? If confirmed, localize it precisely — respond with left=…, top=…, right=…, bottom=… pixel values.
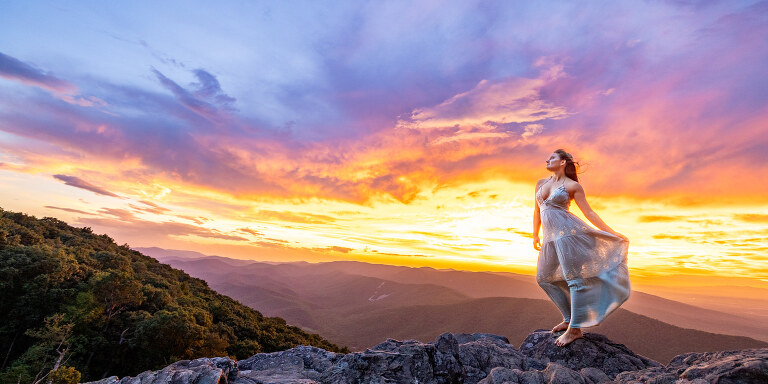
left=49, top=367, right=81, bottom=384
left=0, top=207, right=349, bottom=382
left=0, top=365, right=32, bottom=384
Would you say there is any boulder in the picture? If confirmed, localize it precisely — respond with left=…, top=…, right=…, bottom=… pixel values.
left=615, top=347, right=768, bottom=383
left=478, top=363, right=612, bottom=384
left=318, top=332, right=465, bottom=383
left=454, top=333, right=527, bottom=384
left=235, top=345, right=342, bottom=383
left=83, top=357, right=237, bottom=384
left=518, top=329, right=661, bottom=380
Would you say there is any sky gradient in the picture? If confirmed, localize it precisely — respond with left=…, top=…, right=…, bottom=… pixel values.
left=1, top=1, right=767, bottom=283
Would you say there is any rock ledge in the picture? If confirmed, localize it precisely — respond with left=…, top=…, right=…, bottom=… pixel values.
left=83, top=330, right=768, bottom=384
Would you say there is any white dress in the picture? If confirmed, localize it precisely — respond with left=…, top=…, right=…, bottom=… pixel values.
left=536, top=177, right=631, bottom=328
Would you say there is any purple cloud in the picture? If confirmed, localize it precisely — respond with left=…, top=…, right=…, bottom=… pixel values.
left=44, top=206, right=95, bottom=215
left=153, top=68, right=219, bottom=120
left=52, top=174, right=120, bottom=197
left=152, top=68, right=236, bottom=122
left=97, top=207, right=136, bottom=221
left=0, top=51, right=76, bottom=93
left=77, top=216, right=249, bottom=242
left=131, top=201, right=171, bottom=214
left=191, top=69, right=236, bottom=108
left=0, top=86, right=285, bottom=196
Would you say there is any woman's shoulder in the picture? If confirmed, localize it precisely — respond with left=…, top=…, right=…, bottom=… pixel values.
left=564, top=178, right=583, bottom=191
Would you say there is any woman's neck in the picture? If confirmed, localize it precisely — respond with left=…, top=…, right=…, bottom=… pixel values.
left=552, top=173, right=566, bottom=182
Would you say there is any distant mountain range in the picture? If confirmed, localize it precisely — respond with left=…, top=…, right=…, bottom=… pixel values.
left=136, top=247, right=768, bottom=364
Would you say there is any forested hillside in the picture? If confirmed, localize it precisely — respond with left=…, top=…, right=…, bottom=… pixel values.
left=0, top=208, right=347, bottom=383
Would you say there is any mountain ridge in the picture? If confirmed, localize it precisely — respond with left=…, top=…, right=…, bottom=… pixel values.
left=0, top=209, right=346, bottom=383
left=143, top=249, right=768, bottom=338
left=143, top=250, right=768, bottom=364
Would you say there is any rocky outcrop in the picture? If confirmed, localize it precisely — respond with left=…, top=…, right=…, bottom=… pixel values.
left=518, top=330, right=662, bottom=379
left=318, top=333, right=463, bottom=383
left=236, top=345, right=342, bottom=383
left=615, top=348, right=768, bottom=383
left=84, top=357, right=237, bottom=384
left=83, top=330, right=768, bottom=384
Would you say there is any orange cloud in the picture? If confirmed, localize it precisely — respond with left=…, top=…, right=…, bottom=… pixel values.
left=638, top=215, right=686, bottom=223
left=734, top=214, right=768, bottom=223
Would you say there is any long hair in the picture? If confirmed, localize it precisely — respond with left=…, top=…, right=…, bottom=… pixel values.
left=554, top=149, right=580, bottom=182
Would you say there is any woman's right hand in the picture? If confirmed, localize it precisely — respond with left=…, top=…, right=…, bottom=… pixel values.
left=610, top=231, right=629, bottom=242
left=533, top=234, right=541, bottom=251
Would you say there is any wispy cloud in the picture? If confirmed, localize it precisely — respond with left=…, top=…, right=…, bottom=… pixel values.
left=44, top=206, right=95, bottom=215
left=97, top=207, right=136, bottom=221
left=131, top=200, right=171, bottom=215
left=237, top=227, right=264, bottom=236
left=0, top=52, right=106, bottom=107
left=397, top=60, right=570, bottom=146
left=638, top=215, right=685, bottom=223
left=312, top=245, right=353, bottom=253
left=734, top=214, right=768, bottom=223
left=152, top=68, right=235, bottom=122
left=53, top=174, right=120, bottom=197
left=77, top=216, right=249, bottom=242
left=249, top=210, right=337, bottom=225
left=0, top=51, right=75, bottom=93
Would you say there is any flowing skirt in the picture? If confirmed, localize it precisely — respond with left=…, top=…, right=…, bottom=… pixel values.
left=536, top=207, right=631, bottom=328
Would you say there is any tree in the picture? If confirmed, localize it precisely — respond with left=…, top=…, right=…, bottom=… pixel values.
left=48, top=366, right=80, bottom=384
left=19, top=314, right=73, bottom=384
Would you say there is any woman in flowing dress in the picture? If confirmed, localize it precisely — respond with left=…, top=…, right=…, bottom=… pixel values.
left=533, top=149, right=630, bottom=347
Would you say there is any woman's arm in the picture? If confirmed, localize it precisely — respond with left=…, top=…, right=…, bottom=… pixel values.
left=533, top=180, right=543, bottom=250
left=572, top=183, right=627, bottom=240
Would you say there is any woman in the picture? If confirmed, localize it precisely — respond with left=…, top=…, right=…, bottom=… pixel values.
left=533, top=149, right=630, bottom=347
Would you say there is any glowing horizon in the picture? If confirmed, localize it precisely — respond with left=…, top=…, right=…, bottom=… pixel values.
left=1, top=1, right=766, bottom=283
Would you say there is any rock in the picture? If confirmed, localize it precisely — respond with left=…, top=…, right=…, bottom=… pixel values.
left=80, top=332, right=768, bottom=384
left=540, top=362, right=589, bottom=384
left=518, top=329, right=661, bottom=380
left=478, top=361, right=617, bottom=384
left=478, top=366, right=522, bottom=384
left=319, top=332, right=465, bottom=383
left=615, top=347, right=768, bottom=383
left=235, top=345, right=342, bottom=383
left=82, top=357, right=237, bottom=384
left=82, top=377, right=118, bottom=384
left=478, top=362, right=587, bottom=384
left=578, top=367, right=610, bottom=383
left=454, top=333, right=526, bottom=384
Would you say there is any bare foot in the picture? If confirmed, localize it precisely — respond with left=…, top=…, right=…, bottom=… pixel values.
left=554, top=328, right=583, bottom=347
left=551, top=321, right=569, bottom=333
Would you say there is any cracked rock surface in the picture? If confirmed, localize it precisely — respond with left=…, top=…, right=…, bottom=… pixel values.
left=82, top=330, right=768, bottom=384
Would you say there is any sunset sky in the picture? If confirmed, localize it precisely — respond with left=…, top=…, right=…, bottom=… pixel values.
left=1, top=1, right=766, bottom=283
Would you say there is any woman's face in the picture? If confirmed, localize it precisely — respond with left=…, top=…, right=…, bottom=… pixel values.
left=546, top=153, right=562, bottom=170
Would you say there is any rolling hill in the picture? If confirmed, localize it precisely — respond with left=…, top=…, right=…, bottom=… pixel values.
left=142, top=250, right=768, bottom=364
